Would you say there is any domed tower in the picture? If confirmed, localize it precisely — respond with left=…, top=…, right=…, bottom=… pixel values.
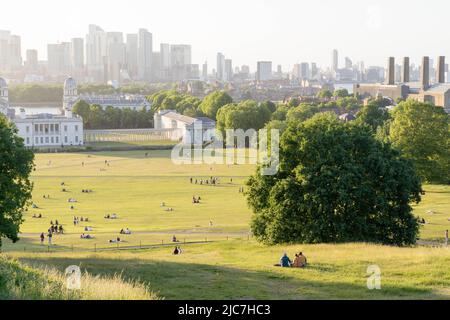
left=0, top=77, right=9, bottom=115
left=63, top=77, right=79, bottom=112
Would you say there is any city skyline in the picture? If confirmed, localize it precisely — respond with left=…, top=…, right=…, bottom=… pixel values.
left=2, top=0, right=450, bottom=70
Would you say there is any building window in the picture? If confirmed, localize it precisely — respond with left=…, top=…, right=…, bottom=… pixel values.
left=44, top=124, right=49, bottom=134
left=45, top=137, right=49, bottom=143
left=50, top=124, right=54, bottom=132
left=56, top=137, right=59, bottom=144
left=26, top=126, right=30, bottom=133
left=40, top=137, right=44, bottom=144
left=51, top=137, right=54, bottom=144
left=75, top=125, right=78, bottom=132
left=35, top=124, right=39, bottom=133
left=64, top=136, right=68, bottom=143
left=64, top=125, right=68, bottom=132
left=26, top=137, right=30, bottom=144
left=35, top=137, right=39, bottom=144
left=55, top=124, right=59, bottom=133
left=39, top=124, right=43, bottom=133
left=75, top=136, right=79, bottom=143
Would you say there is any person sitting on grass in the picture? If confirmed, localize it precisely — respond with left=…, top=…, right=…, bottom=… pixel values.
left=40, top=233, right=45, bottom=244
left=173, top=246, right=180, bottom=255
left=274, top=253, right=292, bottom=268
left=172, top=235, right=178, bottom=243
left=292, top=252, right=307, bottom=268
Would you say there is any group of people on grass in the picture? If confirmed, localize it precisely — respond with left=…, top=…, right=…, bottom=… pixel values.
left=120, top=228, right=132, bottom=235
left=104, top=213, right=118, bottom=219
left=276, top=252, right=308, bottom=268
left=192, top=196, right=202, bottom=204
left=80, top=233, right=93, bottom=239
left=32, top=213, right=43, bottom=219
left=173, top=246, right=182, bottom=255
left=73, top=216, right=89, bottom=226
left=190, top=177, right=220, bottom=186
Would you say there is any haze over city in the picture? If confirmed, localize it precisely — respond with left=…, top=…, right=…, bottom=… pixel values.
left=2, top=0, right=450, bottom=69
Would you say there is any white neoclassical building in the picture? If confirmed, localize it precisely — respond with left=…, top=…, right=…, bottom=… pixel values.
left=154, top=110, right=216, bottom=145
left=0, top=76, right=84, bottom=148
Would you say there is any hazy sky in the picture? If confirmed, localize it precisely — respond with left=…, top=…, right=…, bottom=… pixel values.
left=2, top=0, right=448, bottom=71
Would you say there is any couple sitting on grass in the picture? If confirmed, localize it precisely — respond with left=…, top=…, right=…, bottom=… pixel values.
left=275, top=252, right=307, bottom=268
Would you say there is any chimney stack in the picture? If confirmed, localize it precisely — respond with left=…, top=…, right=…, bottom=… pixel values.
left=421, top=56, right=430, bottom=90
left=437, top=56, right=445, bottom=84
left=386, top=57, right=395, bottom=85
left=402, top=57, right=410, bottom=83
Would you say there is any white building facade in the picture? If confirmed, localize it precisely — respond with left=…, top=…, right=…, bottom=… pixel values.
left=0, top=76, right=84, bottom=148
left=154, top=110, right=215, bottom=145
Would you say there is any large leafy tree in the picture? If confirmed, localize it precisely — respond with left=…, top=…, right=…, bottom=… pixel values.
left=356, top=100, right=391, bottom=132
left=199, top=91, right=232, bottom=120
left=246, top=113, right=422, bottom=246
left=0, top=116, right=34, bottom=250
left=389, top=100, right=449, bottom=184
left=216, top=100, right=271, bottom=133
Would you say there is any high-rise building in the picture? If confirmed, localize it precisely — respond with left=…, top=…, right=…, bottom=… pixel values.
left=47, top=42, right=71, bottom=77
left=256, top=61, right=272, bottom=81
left=138, top=28, right=153, bottom=81
left=345, top=57, right=352, bottom=69
left=170, top=44, right=191, bottom=67
left=25, top=49, right=38, bottom=72
left=332, top=49, right=339, bottom=72
left=126, top=34, right=138, bottom=79
left=0, top=30, right=22, bottom=72
left=216, top=52, right=225, bottom=81
left=86, top=25, right=107, bottom=82
left=106, top=32, right=126, bottom=83
left=159, top=43, right=171, bottom=80
left=70, top=38, right=84, bottom=75
left=225, top=59, right=233, bottom=82
left=202, top=61, right=208, bottom=81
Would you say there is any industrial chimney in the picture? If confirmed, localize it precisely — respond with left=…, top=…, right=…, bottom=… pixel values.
left=437, top=56, right=445, bottom=84
left=386, top=57, right=395, bottom=85
left=402, top=57, right=410, bottom=83
left=421, top=56, right=430, bottom=90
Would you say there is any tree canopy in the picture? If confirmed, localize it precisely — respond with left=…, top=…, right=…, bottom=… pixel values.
left=199, top=91, right=233, bottom=120
left=246, top=113, right=422, bottom=246
left=389, top=100, right=449, bottom=184
left=0, top=116, right=35, bottom=249
left=216, top=100, right=272, bottom=133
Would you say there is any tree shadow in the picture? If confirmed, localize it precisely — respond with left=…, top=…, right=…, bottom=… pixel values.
left=16, top=256, right=448, bottom=300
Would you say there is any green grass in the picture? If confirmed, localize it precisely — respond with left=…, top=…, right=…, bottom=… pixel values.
left=86, top=140, right=177, bottom=148
left=2, top=150, right=450, bottom=299
left=0, top=256, right=158, bottom=300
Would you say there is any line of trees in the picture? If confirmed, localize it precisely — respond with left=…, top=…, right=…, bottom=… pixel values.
left=72, top=100, right=153, bottom=130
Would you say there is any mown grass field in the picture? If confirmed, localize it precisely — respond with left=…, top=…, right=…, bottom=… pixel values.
left=2, top=150, right=450, bottom=299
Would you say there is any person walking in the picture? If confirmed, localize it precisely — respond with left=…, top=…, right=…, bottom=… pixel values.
left=445, top=230, right=449, bottom=247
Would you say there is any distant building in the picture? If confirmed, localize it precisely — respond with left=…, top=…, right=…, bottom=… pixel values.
left=354, top=56, right=450, bottom=112
left=0, top=76, right=84, bottom=147
left=256, top=61, right=272, bottom=81
left=154, top=110, right=216, bottom=145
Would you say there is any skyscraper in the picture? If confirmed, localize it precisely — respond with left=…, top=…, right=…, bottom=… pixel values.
left=126, top=34, right=138, bottom=79
left=225, top=59, right=233, bottom=82
left=70, top=38, right=84, bottom=75
left=106, top=32, right=126, bottom=83
left=86, top=25, right=107, bottom=82
left=138, top=28, right=153, bottom=81
left=202, top=61, right=208, bottom=81
left=256, top=61, right=272, bottom=81
left=216, top=52, right=225, bottom=81
left=25, top=49, right=38, bottom=72
left=47, top=42, right=71, bottom=77
left=332, top=49, right=339, bottom=71
left=0, top=30, right=22, bottom=72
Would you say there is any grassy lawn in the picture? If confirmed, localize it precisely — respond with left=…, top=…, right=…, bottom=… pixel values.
left=2, top=150, right=450, bottom=299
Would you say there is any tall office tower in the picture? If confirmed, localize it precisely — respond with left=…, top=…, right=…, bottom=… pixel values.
left=25, top=49, right=38, bottom=72
left=224, top=59, right=233, bottom=82
left=86, top=25, right=107, bottom=82
left=0, top=30, right=22, bottom=71
left=47, top=42, right=71, bottom=77
left=300, top=62, right=310, bottom=79
left=202, top=61, right=208, bottom=81
left=138, top=28, right=153, bottom=81
left=159, top=43, right=171, bottom=81
left=241, top=65, right=250, bottom=78
left=311, top=63, right=318, bottom=79
left=437, top=56, right=446, bottom=84
left=277, top=65, right=282, bottom=74
left=402, top=57, right=410, bottom=83
left=216, top=52, right=225, bottom=81
left=70, top=38, right=84, bottom=76
left=106, top=32, right=126, bottom=83
left=256, top=61, right=272, bottom=81
left=170, top=44, right=191, bottom=66
left=386, top=57, right=395, bottom=85
left=421, top=56, right=430, bottom=89
left=126, top=34, right=138, bottom=79
left=345, top=57, right=352, bottom=69
left=332, top=49, right=339, bottom=71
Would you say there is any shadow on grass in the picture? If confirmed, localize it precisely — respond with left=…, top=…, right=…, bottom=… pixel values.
left=15, top=256, right=447, bottom=300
